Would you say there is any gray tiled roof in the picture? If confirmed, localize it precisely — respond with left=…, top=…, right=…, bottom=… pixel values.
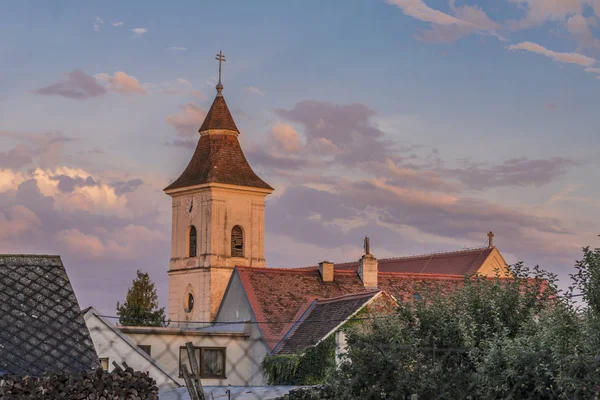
left=0, top=255, right=99, bottom=376
left=276, top=292, right=379, bottom=354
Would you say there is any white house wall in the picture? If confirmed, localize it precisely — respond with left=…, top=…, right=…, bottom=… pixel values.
left=215, top=272, right=269, bottom=385
left=122, top=330, right=259, bottom=387
left=84, top=313, right=179, bottom=388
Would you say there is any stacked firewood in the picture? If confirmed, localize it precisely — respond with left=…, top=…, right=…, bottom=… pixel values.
left=0, top=365, right=159, bottom=399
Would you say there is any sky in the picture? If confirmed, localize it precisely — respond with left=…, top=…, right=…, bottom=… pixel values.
left=1, top=0, right=599, bottom=315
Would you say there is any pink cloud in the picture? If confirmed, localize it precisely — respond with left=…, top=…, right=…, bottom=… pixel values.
left=508, top=0, right=582, bottom=30
left=94, top=71, right=147, bottom=95
left=387, top=0, right=501, bottom=43
left=507, top=41, right=597, bottom=66
left=57, top=229, right=105, bottom=258
left=268, top=122, right=302, bottom=153
left=165, top=101, right=206, bottom=136
left=0, top=206, right=41, bottom=239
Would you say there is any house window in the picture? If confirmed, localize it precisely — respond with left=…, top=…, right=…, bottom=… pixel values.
left=100, top=358, right=109, bottom=371
left=138, top=345, right=151, bottom=356
left=231, top=225, right=244, bottom=258
left=179, top=347, right=226, bottom=379
left=188, top=225, right=197, bottom=257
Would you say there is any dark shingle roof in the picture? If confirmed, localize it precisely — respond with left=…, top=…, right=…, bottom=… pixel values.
left=275, top=292, right=380, bottom=354
left=164, top=94, right=273, bottom=192
left=0, top=255, right=99, bottom=376
left=199, top=95, right=239, bottom=133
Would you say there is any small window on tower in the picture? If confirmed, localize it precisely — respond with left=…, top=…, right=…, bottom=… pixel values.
left=188, top=225, right=197, bottom=257
left=185, top=292, right=194, bottom=313
left=231, top=226, right=244, bottom=258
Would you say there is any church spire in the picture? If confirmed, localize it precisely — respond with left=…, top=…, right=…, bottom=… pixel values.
left=198, top=50, right=238, bottom=134
left=164, top=50, right=273, bottom=193
left=215, top=50, right=225, bottom=96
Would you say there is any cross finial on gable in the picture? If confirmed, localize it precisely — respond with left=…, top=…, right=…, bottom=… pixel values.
left=215, top=50, right=226, bottom=95
left=487, top=231, right=495, bottom=248
left=364, top=236, right=370, bottom=255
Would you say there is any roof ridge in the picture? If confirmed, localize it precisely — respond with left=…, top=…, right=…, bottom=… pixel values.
left=0, top=254, right=61, bottom=258
left=378, top=246, right=492, bottom=263
left=315, top=291, right=380, bottom=304
left=236, top=266, right=320, bottom=274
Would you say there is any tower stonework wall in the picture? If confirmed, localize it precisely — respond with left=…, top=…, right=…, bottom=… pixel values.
left=164, top=81, right=272, bottom=326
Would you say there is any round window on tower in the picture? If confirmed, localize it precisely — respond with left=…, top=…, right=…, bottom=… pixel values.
left=185, top=292, right=195, bottom=313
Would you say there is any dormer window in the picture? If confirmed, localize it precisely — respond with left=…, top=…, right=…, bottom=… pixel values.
left=231, top=226, right=244, bottom=258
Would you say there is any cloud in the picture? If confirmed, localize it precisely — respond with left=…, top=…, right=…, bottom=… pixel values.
left=386, top=0, right=501, bottom=43
left=131, top=28, right=148, bottom=38
left=365, top=159, right=461, bottom=192
left=165, top=101, right=206, bottom=136
left=94, top=71, right=147, bottom=95
left=566, top=14, right=600, bottom=50
left=507, top=0, right=582, bottom=30
left=169, top=47, right=188, bottom=51
left=57, top=225, right=165, bottom=260
left=57, top=229, right=106, bottom=258
left=267, top=122, right=302, bottom=153
left=246, top=86, right=265, bottom=96
left=0, top=144, right=33, bottom=169
left=93, top=16, right=103, bottom=32
left=50, top=174, right=98, bottom=193
left=0, top=205, right=41, bottom=240
left=110, top=178, right=144, bottom=196
left=446, top=157, right=580, bottom=190
left=0, top=130, right=75, bottom=168
left=33, top=69, right=107, bottom=100
left=276, top=100, right=397, bottom=165
left=507, top=41, right=597, bottom=66
left=111, top=21, right=124, bottom=27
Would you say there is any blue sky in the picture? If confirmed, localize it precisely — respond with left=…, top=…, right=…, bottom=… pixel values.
left=1, top=0, right=598, bottom=314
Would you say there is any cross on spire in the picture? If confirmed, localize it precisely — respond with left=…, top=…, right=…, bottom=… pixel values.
left=215, top=50, right=226, bottom=95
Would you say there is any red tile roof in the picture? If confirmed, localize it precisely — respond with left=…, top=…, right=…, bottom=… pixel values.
left=334, top=247, right=494, bottom=275
left=164, top=94, right=273, bottom=192
left=235, top=266, right=465, bottom=352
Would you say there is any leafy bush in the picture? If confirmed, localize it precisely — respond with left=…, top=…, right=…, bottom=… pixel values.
left=263, top=336, right=335, bottom=385
left=326, top=248, right=600, bottom=399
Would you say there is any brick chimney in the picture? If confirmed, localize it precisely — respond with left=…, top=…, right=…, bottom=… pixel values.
left=358, top=236, right=378, bottom=288
left=319, top=261, right=334, bottom=282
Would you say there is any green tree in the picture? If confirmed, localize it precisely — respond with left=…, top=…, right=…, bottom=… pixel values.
left=326, top=248, right=600, bottom=399
left=116, top=270, right=167, bottom=327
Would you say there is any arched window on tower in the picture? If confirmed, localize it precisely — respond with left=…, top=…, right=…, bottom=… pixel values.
left=231, top=225, right=244, bottom=258
left=188, top=225, right=197, bottom=257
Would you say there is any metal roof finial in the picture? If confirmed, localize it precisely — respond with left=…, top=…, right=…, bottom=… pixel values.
left=487, top=231, right=495, bottom=248
left=215, top=50, right=226, bottom=96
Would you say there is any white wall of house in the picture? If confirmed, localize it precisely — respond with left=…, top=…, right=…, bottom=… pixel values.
left=214, top=271, right=269, bottom=385
left=121, top=326, right=262, bottom=387
left=84, top=310, right=180, bottom=389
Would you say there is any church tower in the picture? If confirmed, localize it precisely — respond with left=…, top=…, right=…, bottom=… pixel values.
left=164, top=52, right=273, bottom=325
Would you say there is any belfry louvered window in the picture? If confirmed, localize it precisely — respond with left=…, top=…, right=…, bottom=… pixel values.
left=231, top=225, right=244, bottom=258
left=188, top=225, right=197, bottom=257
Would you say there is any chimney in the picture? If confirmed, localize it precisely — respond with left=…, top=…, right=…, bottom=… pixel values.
left=319, top=261, right=334, bottom=282
left=358, top=236, right=378, bottom=288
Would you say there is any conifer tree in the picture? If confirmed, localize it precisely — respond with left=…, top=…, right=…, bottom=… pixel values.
left=116, top=270, right=167, bottom=327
